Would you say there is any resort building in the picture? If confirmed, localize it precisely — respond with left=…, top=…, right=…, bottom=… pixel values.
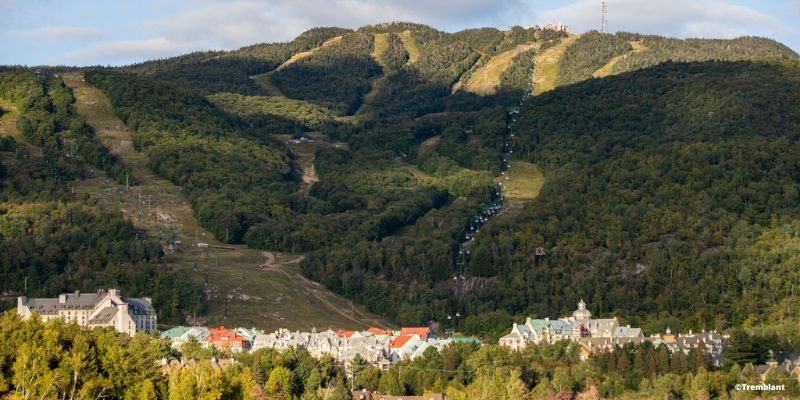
left=17, top=288, right=156, bottom=336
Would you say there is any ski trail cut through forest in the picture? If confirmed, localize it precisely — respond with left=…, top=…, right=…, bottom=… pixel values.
left=398, top=31, right=421, bottom=64
left=533, top=34, right=581, bottom=95
left=250, top=36, right=343, bottom=96
left=463, top=43, right=538, bottom=95
left=593, top=41, right=650, bottom=78
left=63, top=73, right=391, bottom=332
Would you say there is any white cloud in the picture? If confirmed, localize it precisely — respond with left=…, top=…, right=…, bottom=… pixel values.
left=55, top=37, right=213, bottom=65
left=4, top=25, right=102, bottom=41
left=537, top=0, right=783, bottom=39
left=144, top=0, right=531, bottom=49
left=58, top=0, right=532, bottom=65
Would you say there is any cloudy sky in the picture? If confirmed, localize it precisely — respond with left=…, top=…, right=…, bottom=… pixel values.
left=1, top=0, right=798, bottom=66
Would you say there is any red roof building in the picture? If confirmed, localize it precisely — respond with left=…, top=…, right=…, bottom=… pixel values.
left=336, top=330, right=356, bottom=338
left=367, top=327, right=393, bottom=336
left=389, top=335, right=415, bottom=349
left=400, top=327, right=432, bottom=340
left=203, top=326, right=248, bottom=352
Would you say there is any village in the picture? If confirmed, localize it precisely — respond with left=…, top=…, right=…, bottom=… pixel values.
left=16, top=289, right=800, bottom=398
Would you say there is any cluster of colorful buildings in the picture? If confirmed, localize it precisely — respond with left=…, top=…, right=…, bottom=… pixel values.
left=15, top=290, right=728, bottom=370
left=160, top=325, right=481, bottom=368
left=499, top=300, right=727, bottom=366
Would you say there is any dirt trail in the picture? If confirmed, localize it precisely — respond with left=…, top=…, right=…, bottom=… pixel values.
left=250, top=36, right=343, bottom=96
left=593, top=41, right=649, bottom=78
left=533, top=34, right=581, bottom=95
left=259, top=252, right=392, bottom=329
left=463, top=43, right=538, bottom=95
left=64, top=74, right=390, bottom=330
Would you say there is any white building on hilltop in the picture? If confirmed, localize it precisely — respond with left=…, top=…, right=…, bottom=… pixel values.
left=17, top=288, right=157, bottom=336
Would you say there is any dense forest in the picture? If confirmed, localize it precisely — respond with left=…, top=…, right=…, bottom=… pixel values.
left=126, top=27, right=353, bottom=96
left=3, top=22, right=800, bottom=356
left=0, top=69, right=198, bottom=322
left=300, top=58, right=800, bottom=338
left=470, top=60, right=800, bottom=333
left=1, top=312, right=796, bottom=399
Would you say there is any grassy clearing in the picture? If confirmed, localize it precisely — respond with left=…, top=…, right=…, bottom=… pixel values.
left=593, top=41, right=650, bottom=78
left=63, top=73, right=389, bottom=331
left=208, top=93, right=337, bottom=131
left=464, top=43, right=537, bottom=95
left=371, top=33, right=390, bottom=69
left=494, top=161, right=545, bottom=221
left=533, top=34, right=581, bottom=95
left=0, top=100, right=21, bottom=142
left=497, top=161, right=544, bottom=200
left=398, top=31, right=421, bottom=64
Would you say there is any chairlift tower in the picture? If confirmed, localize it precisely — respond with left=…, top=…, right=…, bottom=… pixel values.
left=601, top=1, right=608, bottom=33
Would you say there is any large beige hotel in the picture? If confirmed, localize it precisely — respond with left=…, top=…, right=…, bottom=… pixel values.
left=17, top=288, right=157, bottom=336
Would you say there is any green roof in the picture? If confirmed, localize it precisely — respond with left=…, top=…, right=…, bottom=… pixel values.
left=450, top=336, right=482, bottom=344
left=160, top=326, right=191, bottom=340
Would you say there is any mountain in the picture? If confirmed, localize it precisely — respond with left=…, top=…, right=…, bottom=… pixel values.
left=1, top=23, right=799, bottom=339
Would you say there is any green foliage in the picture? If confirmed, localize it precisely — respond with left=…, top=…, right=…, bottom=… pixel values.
left=0, top=313, right=167, bottom=399
left=382, top=33, right=410, bottom=70
left=84, top=70, right=249, bottom=139
left=611, top=33, right=798, bottom=74
left=0, top=313, right=795, bottom=399
left=0, top=202, right=198, bottom=322
left=127, top=27, right=353, bottom=96
left=557, top=31, right=632, bottom=85
left=357, top=22, right=435, bottom=34
left=410, top=29, right=480, bottom=87
left=271, top=33, right=382, bottom=115
left=498, top=49, right=535, bottom=91
left=208, top=92, right=337, bottom=131
left=477, top=60, right=800, bottom=327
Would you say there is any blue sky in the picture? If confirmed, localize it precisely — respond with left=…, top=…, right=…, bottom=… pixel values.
left=1, top=0, right=798, bottom=66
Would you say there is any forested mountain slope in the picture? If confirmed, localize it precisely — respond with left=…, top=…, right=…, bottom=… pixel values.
left=478, top=59, right=800, bottom=333
left=2, top=23, right=799, bottom=338
left=0, top=69, right=198, bottom=322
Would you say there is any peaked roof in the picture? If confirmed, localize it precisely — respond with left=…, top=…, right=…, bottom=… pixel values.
left=204, top=326, right=246, bottom=343
left=400, top=327, right=430, bottom=339
left=160, top=326, right=192, bottom=339
left=367, top=327, right=393, bottom=336
left=390, top=334, right=416, bottom=349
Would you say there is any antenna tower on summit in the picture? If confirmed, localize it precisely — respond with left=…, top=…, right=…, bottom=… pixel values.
left=601, top=1, right=608, bottom=33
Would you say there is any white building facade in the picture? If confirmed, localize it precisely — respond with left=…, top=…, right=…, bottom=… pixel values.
left=17, top=288, right=157, bottom=336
